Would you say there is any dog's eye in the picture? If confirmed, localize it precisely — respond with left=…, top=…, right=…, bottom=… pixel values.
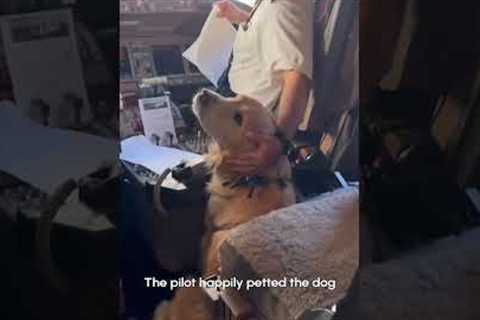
left=233, top=112, right=243, bottom=126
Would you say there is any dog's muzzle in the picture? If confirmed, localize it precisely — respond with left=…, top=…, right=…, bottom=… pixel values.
left=193, top=89, right=216, bottom=112
left=198, top=89, right=213, bottom=105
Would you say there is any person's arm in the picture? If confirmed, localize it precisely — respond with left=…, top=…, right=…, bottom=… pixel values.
left=215, top=0, right=251, bottom=24
left=223, top=0, right=313, bottom=175
left=223, top=72, right=310, bottom=175
left=275, top=71, right=312, bottom=139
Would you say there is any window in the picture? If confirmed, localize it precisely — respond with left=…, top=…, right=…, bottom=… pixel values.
left=151, top=46, right=184, bottom=76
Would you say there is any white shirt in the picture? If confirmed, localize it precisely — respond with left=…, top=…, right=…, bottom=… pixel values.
left=229, top=0, right=314, bottom=111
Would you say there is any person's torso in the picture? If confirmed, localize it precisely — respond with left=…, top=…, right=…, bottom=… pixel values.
left=229, top=0, right=284, bottom=111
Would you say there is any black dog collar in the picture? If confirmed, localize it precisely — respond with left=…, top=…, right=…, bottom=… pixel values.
left=222, top=175, right=290, bottom=198
left=274, top=129, right=296, bottom=161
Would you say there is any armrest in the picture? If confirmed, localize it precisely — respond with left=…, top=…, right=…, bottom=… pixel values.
left=219, top=187, right=359, bottom=320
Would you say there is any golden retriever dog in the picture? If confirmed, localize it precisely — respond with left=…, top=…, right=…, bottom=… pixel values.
left=154, top=89, right=295, bottom=320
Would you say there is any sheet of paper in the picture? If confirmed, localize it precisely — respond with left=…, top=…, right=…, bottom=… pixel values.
left=183, top=7, right=237, bottom=86
left=0, top=105, right=118, bottom=195
left=138, top=96, right=178, bottom=146
left=17, top=190, right=115, bottom=231
left=119, top=135, right=202, bottom=177
left=1, top=9, right=92, bottom=126
left=236, top=0, right=255, bottom=6
left=54, top=190, right=115, bottom=231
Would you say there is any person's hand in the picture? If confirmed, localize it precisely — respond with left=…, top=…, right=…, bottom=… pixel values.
left=215, top=0, right=250, bottom=24
left=224, top=131, right=283, bottom=176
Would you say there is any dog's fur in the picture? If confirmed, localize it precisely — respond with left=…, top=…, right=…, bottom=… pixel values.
left=154, top=90, right=295, bottom=320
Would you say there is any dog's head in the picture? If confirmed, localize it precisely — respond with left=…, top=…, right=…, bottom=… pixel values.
left=192, top=89, right=276, bottom=152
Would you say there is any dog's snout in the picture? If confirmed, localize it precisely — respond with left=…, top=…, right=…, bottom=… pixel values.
left=198, top=90, right=212, bottom=106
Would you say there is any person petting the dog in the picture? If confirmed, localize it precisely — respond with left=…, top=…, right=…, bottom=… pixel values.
left=215, top=0, right=314, bottom=176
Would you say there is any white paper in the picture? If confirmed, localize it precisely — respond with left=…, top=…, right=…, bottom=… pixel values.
left=119, top=135, right=202, bottom=177
left=55, top=190, right=115, bottom=231
left=0, top=105, right=118, bottom=195
left=183, top=7, right=237, bottom=86
left=138, top=96, right=178, bottom=146
left=18, top=190, right=115, bottom=231
left=0, top=9, right=92, bottom=127
left=237, top=0, right=255, bottom=6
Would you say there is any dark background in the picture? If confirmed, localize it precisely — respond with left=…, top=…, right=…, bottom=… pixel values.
left=0, top=1, right=119, bottom=319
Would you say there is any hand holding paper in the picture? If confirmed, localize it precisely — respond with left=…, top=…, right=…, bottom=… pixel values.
left=215, top=0, right=250, bottom=24
left=183, top=7, right=237, bottom=86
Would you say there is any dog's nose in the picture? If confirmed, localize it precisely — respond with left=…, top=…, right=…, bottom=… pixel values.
left=198, top=90, right=212, bottom=106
